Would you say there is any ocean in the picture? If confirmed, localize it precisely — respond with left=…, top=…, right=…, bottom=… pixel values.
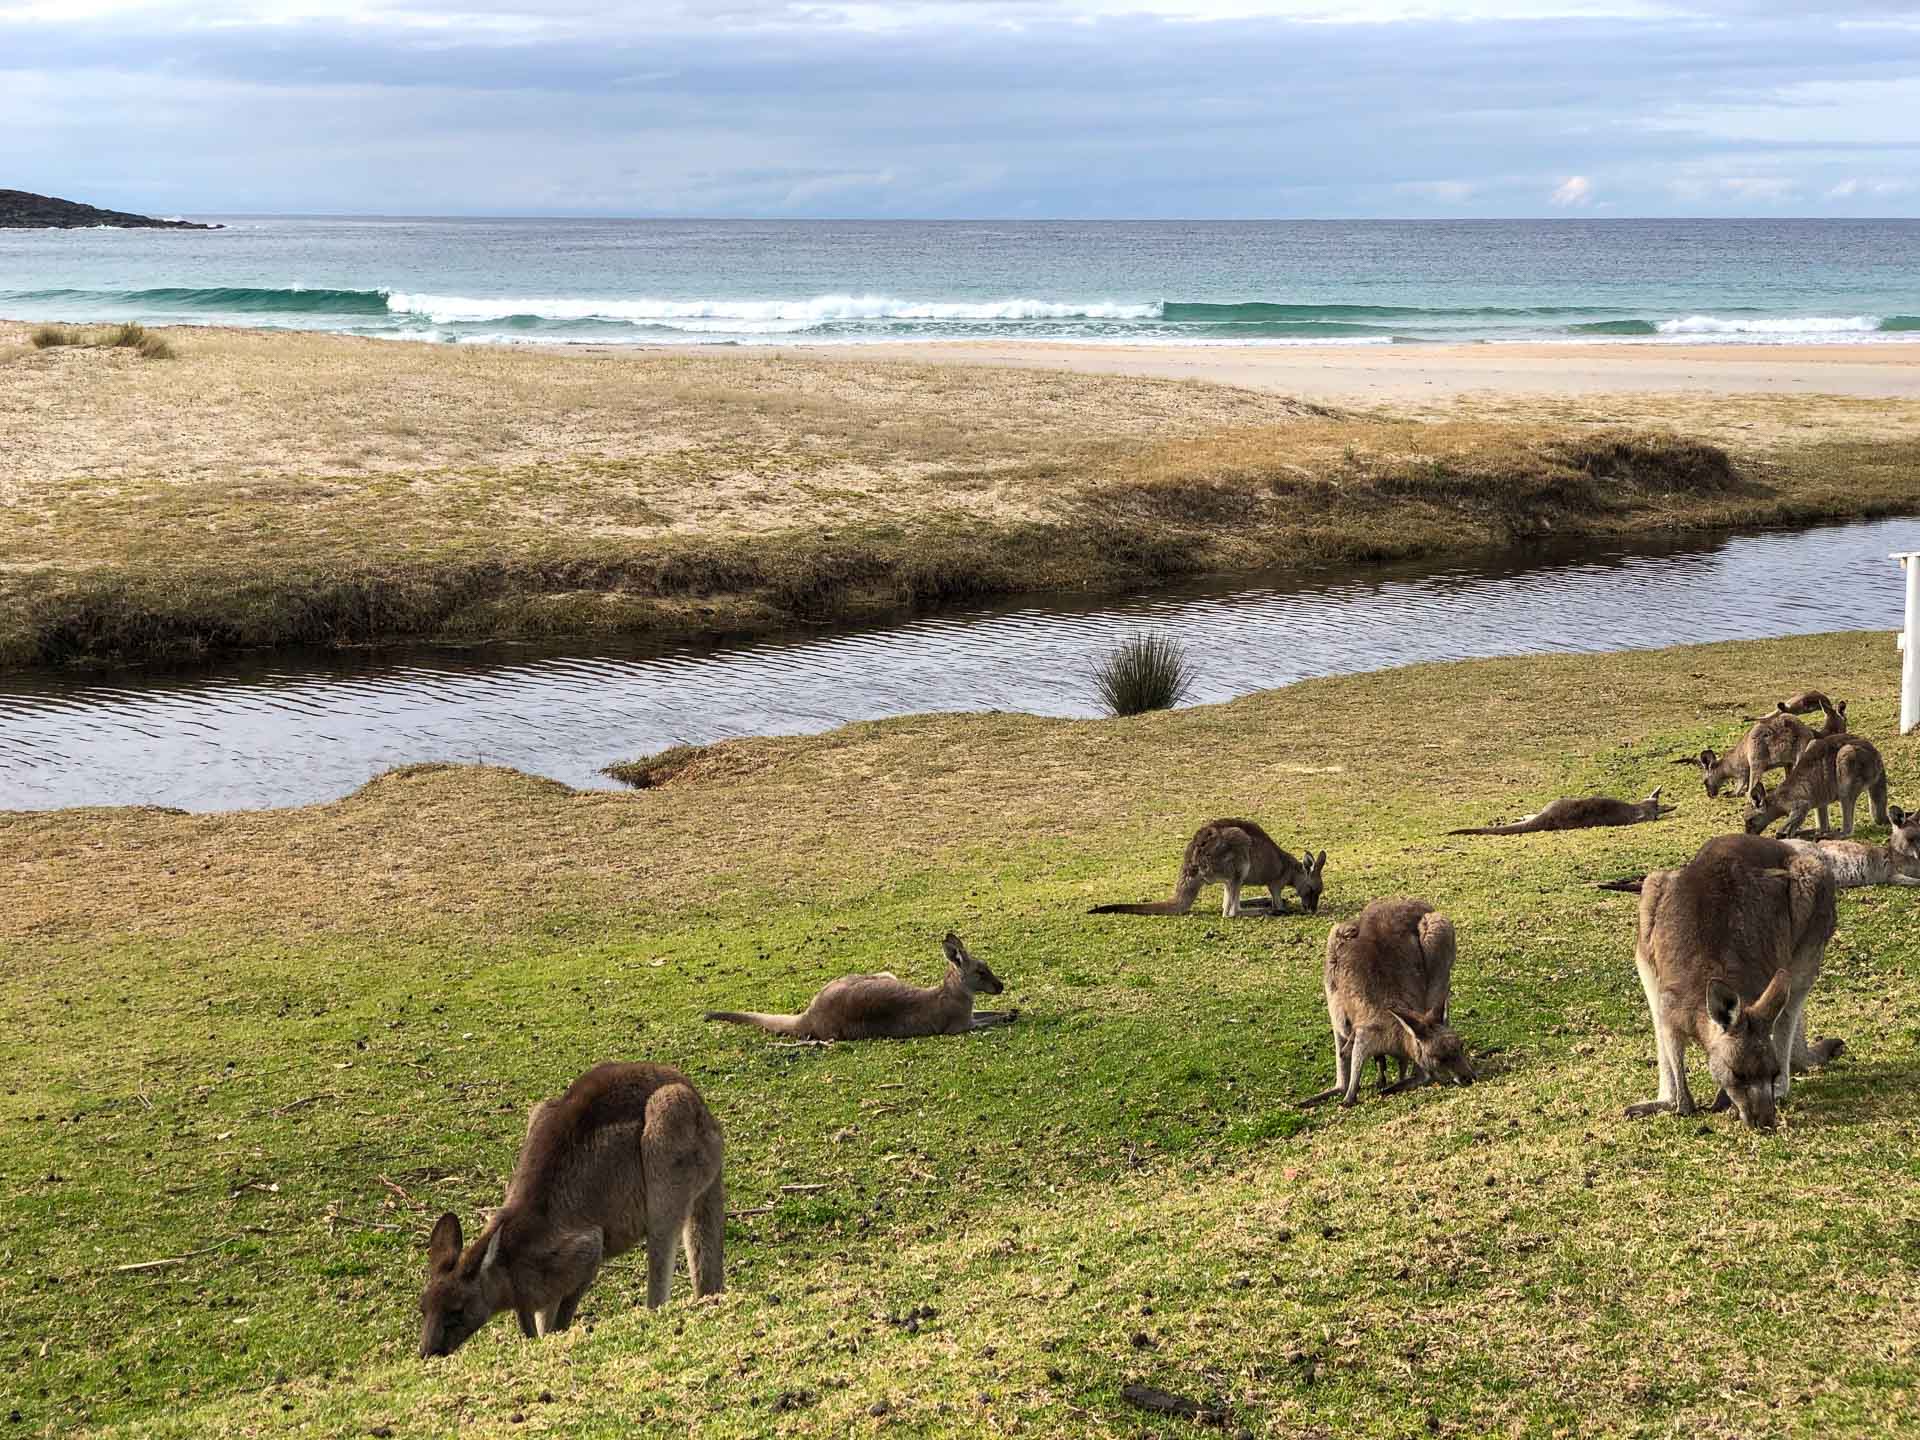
left=3, top=217, right=1917, bottom=348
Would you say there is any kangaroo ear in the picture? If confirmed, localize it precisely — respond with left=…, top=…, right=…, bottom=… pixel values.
left=1648, top=786, right=1662, bottom=803
left=942, top=932, right=965, bottom=962
left=1313, top=850, right=1328, bottom=874
left=1389, top=1008, right=1431, bottom=1041
left=428, top=1213, right=463, bottom=1273
left=1422, top=1004, right=1447, bottom=1029
left=1891, top=805, right=1908, bottom=826
left=1706, top=980, right=1742, bottom=1032
left=1749, top=968, right=1793, bottom=1024
left=475, top=1224, right=505, bottom=1277
left=1697, top=749, right=1715, bottom=767
left=1775, top=700, right=1789, bottom=713
left=1748, top=781, right=1768, bottom=806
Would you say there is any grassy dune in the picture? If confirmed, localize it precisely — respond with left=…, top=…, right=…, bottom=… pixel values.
left=5, top=323, right=1920, bottom=668
left=3, top=633, right=1918, bottom=1437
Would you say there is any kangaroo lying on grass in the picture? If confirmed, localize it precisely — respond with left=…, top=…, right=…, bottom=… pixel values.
left=1089, top=819, right=1325, bottom=917
left=1598, top=806, right=1920, bottom=893
left=1745, top=732, right=1889, bottom=838
left=419, top=1062, right=724, bottom=1358
left=1627, top=833, right=1841, bottom=1130
left=1300, top=897, right=1475, bottom=1107
left=1694, top=710, right=1819, bottom=798
left=1776, top=689, right=1844, bottom=722
left=1448, top=788, right=1673, bottom=836
left=705, top=932, right=1015, bottom=1040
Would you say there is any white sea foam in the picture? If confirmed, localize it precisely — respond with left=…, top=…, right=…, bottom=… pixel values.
left=383, top=292, right=1161, bottom=327
left=1655, top=313, right=1882, bottom=336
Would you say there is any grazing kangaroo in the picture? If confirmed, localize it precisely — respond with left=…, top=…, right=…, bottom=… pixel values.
left=1088, top=819, right=1325, bottom=917
left=705, top=932, right=1015, bottom=1040
left=1448, top=788, right=1673, bottom=836
left=1695, top=710, right=1817, bottom=798
left=1599, top=808, right=1920, bottom=893
left=418, top=1062, right=724, bottom=1359
left=1776, top=689, right=1842, bottom=721
left=1626, top=833, right=1841, bottom=1130
left=1745, top=732, right=1889, bottom=838
left=1300, top=897, right=1475, bottom=1107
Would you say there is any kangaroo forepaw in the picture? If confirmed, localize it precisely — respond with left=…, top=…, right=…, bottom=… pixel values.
left=1708, top=1089, right=1733, bottom=1113
left=1623, top=1099, right=1674, bottom=1119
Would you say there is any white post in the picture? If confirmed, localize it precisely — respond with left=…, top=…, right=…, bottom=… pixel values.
left=1899, top=552, right=1920, bottom=736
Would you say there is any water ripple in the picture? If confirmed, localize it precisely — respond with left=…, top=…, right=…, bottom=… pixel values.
left=1, top=516, right=1915, bottom=812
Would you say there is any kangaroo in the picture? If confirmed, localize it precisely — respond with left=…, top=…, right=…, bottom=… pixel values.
left=1694, top=711, right=1817, bottom=798
left=1089, top=820, right=1325, bottom=917
left=1626, top=833, right=1841, bottom=1130
left=1448, top=788, right=1673, bottom=836
left=1745, top=732, right=1889, bottom=838
left=1300, top=897, right=1475, bottom=1107
left=705, top=932, right=1015, bottom=1040
left=418, top=1062, right=724, bottom=1359
left=1599, top=808, right=1920, bottom=893
left=1776, top=689, right=1842, bottom=721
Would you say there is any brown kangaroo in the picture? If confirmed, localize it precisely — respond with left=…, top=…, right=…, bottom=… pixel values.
left=1300, top=897, right=1475, bottom=1107
left=1626, top=833, right=1841, bottom=1130
left=418, top=1062, right=724, bottom=1358
left=1695, top=710, right=1817, bottom=798
left=1745, top=732, right=1889, bottom=838
left=1089, top=819, right=1325, bottom=916
left=705, top=932, right=1015, bottom=1040
left=1448, top=788, right=1672, bottom=836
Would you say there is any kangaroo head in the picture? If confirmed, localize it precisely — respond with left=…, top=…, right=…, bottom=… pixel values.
left=1703, top=970, right=1790, bottom=1130
left=943, top=932, right=1004, bottom=996
left=1645, top=786, right=1674, bottom=819
left=419, top=1213, right=505, bottom=1359
left=1696, top=749, right=1724, bottom=797
left=1390, top=1006, right=1475, bottom=1086
left=1890, top=806, right=1920, bottom=860
left=1743, top=782, right=1784, bottom=834
left=1824, top=699, right=1848, bottom=734
left=1294, top=850, right=1328, bottom=914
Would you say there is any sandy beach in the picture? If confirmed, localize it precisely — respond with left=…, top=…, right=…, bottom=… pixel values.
left=6, top=320, right=1920, bottom=668
left=695, top=339, right=1920, bottom=406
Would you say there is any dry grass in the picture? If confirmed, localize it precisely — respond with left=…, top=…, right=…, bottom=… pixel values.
left=4, top=323, right=1920, bottom=669
left=2, top=634, right=1917, bottom=1437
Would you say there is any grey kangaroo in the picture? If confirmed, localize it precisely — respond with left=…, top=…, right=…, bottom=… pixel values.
left=419, top=1062, right=724, bottom=1358
left=1775, top=689, right=1846, bottom=725
left=1448, top=788, right=1673, bottom=836
left=1599, top=806, right=1920, bottom=893
left=705, top=932, right=1015, bottom=1040
left=1626, top=833, right=1841, bottom=1130
left=1089, top=819, right=1326, bottom=916
left=1745, top=732, right=1889, bottom=838
left=1695, top=710, right=1818, bottom=798
left=1300, top=897, right=1475, bottom=1107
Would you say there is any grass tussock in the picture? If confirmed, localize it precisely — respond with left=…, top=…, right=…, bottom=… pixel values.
left=100, top=321, right=176, bottom=360
left=29, top=323, right=80, bottom=348
left=3, top=634, right=1919, bottom=1438
left=1091, top=631, right=1197, bottom=716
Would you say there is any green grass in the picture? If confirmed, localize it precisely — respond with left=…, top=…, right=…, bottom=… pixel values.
left=2, top=633, right=1918, bottom=1437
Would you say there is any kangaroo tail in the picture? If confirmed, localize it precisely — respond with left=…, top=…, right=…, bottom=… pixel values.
left=1089, top=867, right=1202, bottom=916
left=1871, top=776, right=1891, bottom=826
left=703, top=1010, right=808, bottom=1036
left=1446, top=822, right=1532, bottom=836
left=1593, top=874, right=1646, bottom=893
left=683, top=1175, right=726, bottom=1299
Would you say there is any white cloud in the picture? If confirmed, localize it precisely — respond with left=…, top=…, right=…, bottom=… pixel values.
left=1718, top=175, right=1795, bottom=201
left=1549, top=174, right=1593, bottom=206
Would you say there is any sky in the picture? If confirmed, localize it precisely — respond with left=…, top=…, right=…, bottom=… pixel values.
left=2, top=0, right=1918, bottom=217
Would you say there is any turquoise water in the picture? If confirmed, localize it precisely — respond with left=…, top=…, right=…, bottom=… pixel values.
left=3, top=218, right=1917, bottom=346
